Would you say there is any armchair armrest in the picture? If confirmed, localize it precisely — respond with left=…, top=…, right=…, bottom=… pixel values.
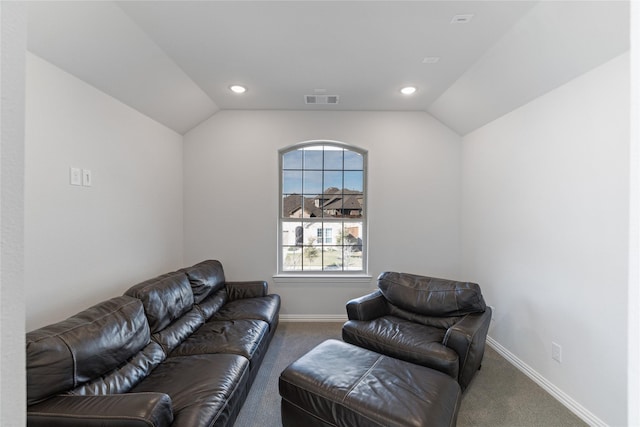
left=27, top=393, right=173, bottom=427
left=443, top=308, right=492, bottom=391
left=346, top=290, right=389, bottom=320
left=226, top=280, right=268, bottom=300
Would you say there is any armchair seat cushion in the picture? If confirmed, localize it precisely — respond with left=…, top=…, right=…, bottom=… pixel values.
left=343, top=315, right=459, bottom=380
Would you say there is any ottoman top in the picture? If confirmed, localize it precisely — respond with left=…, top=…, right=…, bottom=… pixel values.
left=279, top=339, right=461, bottom=427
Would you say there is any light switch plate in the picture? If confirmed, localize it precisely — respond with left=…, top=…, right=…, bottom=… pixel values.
left=70, top=167, right=82, bottom=186
left=82, top=169, right=92, bottom=187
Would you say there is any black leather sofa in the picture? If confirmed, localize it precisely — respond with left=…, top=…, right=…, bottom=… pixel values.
left=342, top=271, right=491, bottom=391
left=26, top=260, right=280, bottom=427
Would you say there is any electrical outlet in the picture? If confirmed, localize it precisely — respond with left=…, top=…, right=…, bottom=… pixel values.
left=552, top=342, right=562, bottom=363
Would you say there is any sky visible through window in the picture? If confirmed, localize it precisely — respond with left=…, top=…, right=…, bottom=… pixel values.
left=282, top=146, right=363, bottom=195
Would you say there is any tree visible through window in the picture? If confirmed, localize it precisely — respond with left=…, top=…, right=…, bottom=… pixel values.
left=279, top=142, right=366, bottom=273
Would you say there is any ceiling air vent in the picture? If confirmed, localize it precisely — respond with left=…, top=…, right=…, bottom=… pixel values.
left=305, top=95, right=339, bottom=105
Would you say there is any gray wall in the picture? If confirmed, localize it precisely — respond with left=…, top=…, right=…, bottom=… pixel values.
left=24, top=54, right=185, bottom=331
left=183, top=110, right=463, bottom=317
left=461, top=53, right=630, bottom=426
left=1, top=2, right=26, bottom=426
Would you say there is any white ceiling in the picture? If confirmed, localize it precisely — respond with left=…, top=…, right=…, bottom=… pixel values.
left=26, top=1, right=630, bottom=135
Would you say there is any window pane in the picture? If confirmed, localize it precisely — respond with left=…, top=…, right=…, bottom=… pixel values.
left=324, top=228, right=333, bottom=244
left=282, top=247, right=302, bottom=271
left=281, top=222, right=302, bottom=245
left=323, top=171, right=342, bottom=193
left=303, top=222, right=321, bottom=245
left=303, top=171, right=322, bottom=194
left=343, top=222, right=363, bottom=251
left=344, top=171, right=363, bottom=192
left=302, top=244, right=322, bottom=270
left=322, top=246, right=342, bottom=270
left=304, top=148, right=323, bottom=169
left=283, top=150, right=302, bottom=169
left=343, top=246, right=363, bottom=270
left=282, top=170, right=302, bottom=194
left=344, top=150, right=363, bottom=170
left=342, top=193, right=362, bottom=218
left=282, top=195, right=305, bottom=218
left=324, top=150, right=343, bottom=170
left=323, top=195, right=342, bottom=218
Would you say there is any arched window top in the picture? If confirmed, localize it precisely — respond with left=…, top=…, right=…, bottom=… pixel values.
left=278, top=140, right=367, bottom=274
left=279, top=140, right=367, bottom=156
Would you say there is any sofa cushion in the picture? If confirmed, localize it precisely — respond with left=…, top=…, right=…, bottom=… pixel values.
left=378, top=272, right=486, bottom=317
left=212, top=295, right=280, bottom=329
left=131, top=353, right=249, bottom=427
left=170, top=319, right=269, bottom=363
left=26, top=296, right=149, bottom=405
left=184, top=260, right=226, bottom=303
left=342, top=315, right=459, bottom=380
left=151, top=307, right=205, bottom=355
left=125, top=271, right=194, bottom=333
left=196, top=288, right=229, bottom=319
left=70, top=341, right=166, bottom=396
left=27, top=392, right=174, bottom=427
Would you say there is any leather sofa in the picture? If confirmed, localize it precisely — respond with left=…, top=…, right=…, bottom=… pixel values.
left=26, top=260, right=280, bottom=427
left=342, top=271, right=491, bottom=391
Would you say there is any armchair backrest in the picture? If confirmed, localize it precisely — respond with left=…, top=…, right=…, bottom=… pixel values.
left=377, top=272, right=486, bottom=317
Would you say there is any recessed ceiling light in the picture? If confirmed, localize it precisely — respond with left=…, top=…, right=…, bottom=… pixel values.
left=400, top=86, right=417, bottom=95
left=422, top=57, right=440, bottom=64
left=229, top=85, right=247, bottom=94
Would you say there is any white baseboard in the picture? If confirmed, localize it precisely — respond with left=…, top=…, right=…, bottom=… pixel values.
left=486, top=336, right=607, bottom=427
left=280, top=314, right=347, bottom=322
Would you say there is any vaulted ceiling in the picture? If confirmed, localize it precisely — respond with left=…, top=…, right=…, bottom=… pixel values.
left=26, top=1, right=630, bottom=135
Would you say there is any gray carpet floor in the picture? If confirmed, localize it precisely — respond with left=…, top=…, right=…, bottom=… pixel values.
left=233, top=322, right=587, bottom=427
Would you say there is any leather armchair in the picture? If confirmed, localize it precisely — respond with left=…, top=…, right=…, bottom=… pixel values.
left=342, top=271, right=491, bottom=391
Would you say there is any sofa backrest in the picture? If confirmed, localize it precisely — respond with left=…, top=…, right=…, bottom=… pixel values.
left=124, top=271, right=195, bottom=333
left=26, top=296, right=150, bottom=405
left=183, top=260, right=226, bottom=303
left=124, top=270, right=207, bottom=354
left=377, top=272, right=486, bottom=317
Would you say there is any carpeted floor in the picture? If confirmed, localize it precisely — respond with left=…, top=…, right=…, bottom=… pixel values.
left=233, top=322, right=587, bottom=427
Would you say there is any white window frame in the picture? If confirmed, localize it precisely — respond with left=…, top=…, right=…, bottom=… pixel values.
left=276, top=140, right=368, bottom=277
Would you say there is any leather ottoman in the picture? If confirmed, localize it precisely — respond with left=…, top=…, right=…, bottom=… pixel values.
left=279, top=339, right=461, bottom=427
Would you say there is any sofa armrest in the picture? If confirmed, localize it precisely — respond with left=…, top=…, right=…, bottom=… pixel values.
left=27, top=393, right=173, bottom=427
left=226, top=280, right=268, bottom=300
left=443, top=308, right=492, bottom=391
left=346, top=290, right=389, bottom=320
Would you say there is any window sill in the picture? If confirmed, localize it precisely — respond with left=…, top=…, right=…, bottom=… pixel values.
left=273, top=274, right=372, bottom=284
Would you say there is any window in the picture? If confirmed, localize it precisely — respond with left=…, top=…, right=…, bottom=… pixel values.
left=317, top=228, right=333, bottom=244
left=279, top=141, right=366, bottom=274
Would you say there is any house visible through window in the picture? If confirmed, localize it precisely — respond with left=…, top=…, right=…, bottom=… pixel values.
left=279, top=141, right=366, bottom=273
